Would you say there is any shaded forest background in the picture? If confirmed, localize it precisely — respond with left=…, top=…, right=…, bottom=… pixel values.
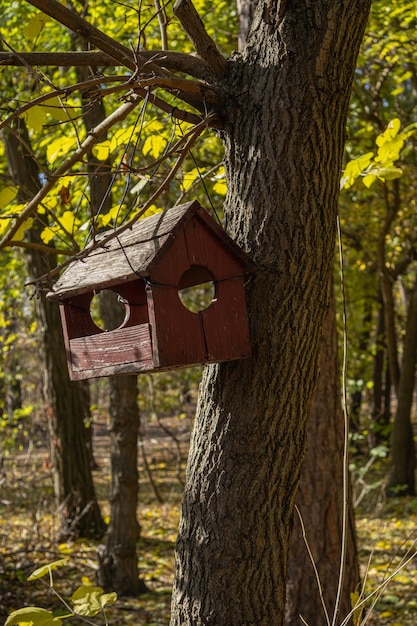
left=0, top=0, right=417, bottom=624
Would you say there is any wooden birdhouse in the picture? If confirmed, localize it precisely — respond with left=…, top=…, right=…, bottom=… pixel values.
left=47, top=201, right=254, bottom=381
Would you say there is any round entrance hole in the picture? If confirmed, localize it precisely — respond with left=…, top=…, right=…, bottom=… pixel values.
left=178, top=265, right=216, bottom=313
left=90, top=289, right=129, bottom=331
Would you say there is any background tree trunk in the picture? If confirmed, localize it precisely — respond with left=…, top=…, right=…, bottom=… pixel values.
left=97, top=374, right=147, bottom=594
left=73, top=49, right=146, bottom=590
left=97, top=294, right=146, bottom=595
left=2, top=120, right=105, bottom=539
left=388, top=279, right=417, bottom=496
left=170, top=2, right=371, bottom=625
left=285, top=285, right=359, bottom=626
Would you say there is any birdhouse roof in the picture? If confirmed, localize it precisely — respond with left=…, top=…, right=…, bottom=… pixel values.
left=47, top=200, right=254, bottom=300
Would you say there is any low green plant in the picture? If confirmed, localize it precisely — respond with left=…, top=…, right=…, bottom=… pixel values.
left=5, top=560, right=117, bottom=626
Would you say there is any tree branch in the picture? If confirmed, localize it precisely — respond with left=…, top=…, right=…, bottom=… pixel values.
left=132, top=75, right=219, bottom=106
left=23, top=1, right=219, bottom=111
left=7, top=240, right=75, bottom=255
left=0, top=51, right=117, bottom=67
left=0, top=93, right=144, bottom=250
left=173, top=0, right=228, bottom=80
left=25, top=0, right=164, bottom=74
left=29, top=113, right=216, bottom=288
left=0, top=76, right=129, bottom=132
left=0, top=49, right=210, bottom=80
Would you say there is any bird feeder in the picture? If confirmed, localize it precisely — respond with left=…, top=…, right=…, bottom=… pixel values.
left=47, top=201, right=254, bottom=381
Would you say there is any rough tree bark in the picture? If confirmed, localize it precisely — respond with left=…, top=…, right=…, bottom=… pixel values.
left=3, top=119, right=105, bottom=539
left=237, top=3, right=360, bottom=622
left=285, top=286, right=359, bottom=625
left=170, top=1, right=371, bottom=625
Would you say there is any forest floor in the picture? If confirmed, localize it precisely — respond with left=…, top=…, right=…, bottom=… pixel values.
left=0, top=414, right=416, bottom=626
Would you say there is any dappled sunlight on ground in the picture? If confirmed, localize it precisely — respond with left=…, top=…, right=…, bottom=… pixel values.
left=1, top=423, right=416, bottom=625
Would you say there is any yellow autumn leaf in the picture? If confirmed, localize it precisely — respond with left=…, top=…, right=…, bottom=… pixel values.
left=47, top=136, right=76, bottom=164
left=376, top=118, right=401, bottom=146
left=350, top=590, right=363, bottom=626
left=59, top=210, right=78, bottom=234
left=27, top=558, right=68, bottom=581
left=58, top=543, right=73, bottom=554
left=13, top=218, right=34, bottom=240
left=92, top=140, right=111, bottom=161
left=0, top=186, right=18, bottom=209
left=139, top=205, right=162, bottom=219
left=213, top=179, right=227, bottom=195
left=110, top=125, right=141, bottom=152
left=98, top=205, right=121, bottom=228
left=40, top=226, right=56, bottom=244
left=182, top=168, right=204, bottom=191
left=43, top=96, right=72, bottom=123
left=142, top=134, right=166, bottom=158
left=340, top=152, right=374, bottom=189
left=23, top=12, right=50, bottom=41
left=24, top=106, right=47, bottom=133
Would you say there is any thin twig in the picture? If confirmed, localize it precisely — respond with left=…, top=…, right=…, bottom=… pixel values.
left=0, top=75, right=130, bottom=132
left=0, top=94, right=144, bottom=249
left=331, top=214, right=350, bottom=626
left=147, top=375, right=185, bottom=486
left=294, top=504, right=331, bottom=626
left=154, top=0, right=168, bottom=50
left=29, top=113, right=215, bottom=288
left=340, top=548, right=417, bottom=626
left=138, top=433, right=164, bottom=503
left=6, top=240, right=75, bottom=255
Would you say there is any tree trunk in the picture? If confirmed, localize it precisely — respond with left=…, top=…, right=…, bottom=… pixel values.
left=97, top=374, right=147, bottom=594
left=170, top=2, right=371, bottom=625
left=2, top=119, right=105, bottom=539
left=97, top=295, right=146, bottom=595
left=371, top=297, right=386, bottom=446
left=285, top=286, right=359, bottom=626
left=72, top=39, right=146, bottom=588
left=388, top=279, right=417, bottom=496
left=377, top=186, right=401, bottom=395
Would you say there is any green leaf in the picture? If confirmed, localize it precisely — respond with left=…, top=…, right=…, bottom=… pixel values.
left=70, top=585, right=117, bottom=617
left=5, top=607, right=62, bottom=626
left=28, top=559, right=68, bottom=581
